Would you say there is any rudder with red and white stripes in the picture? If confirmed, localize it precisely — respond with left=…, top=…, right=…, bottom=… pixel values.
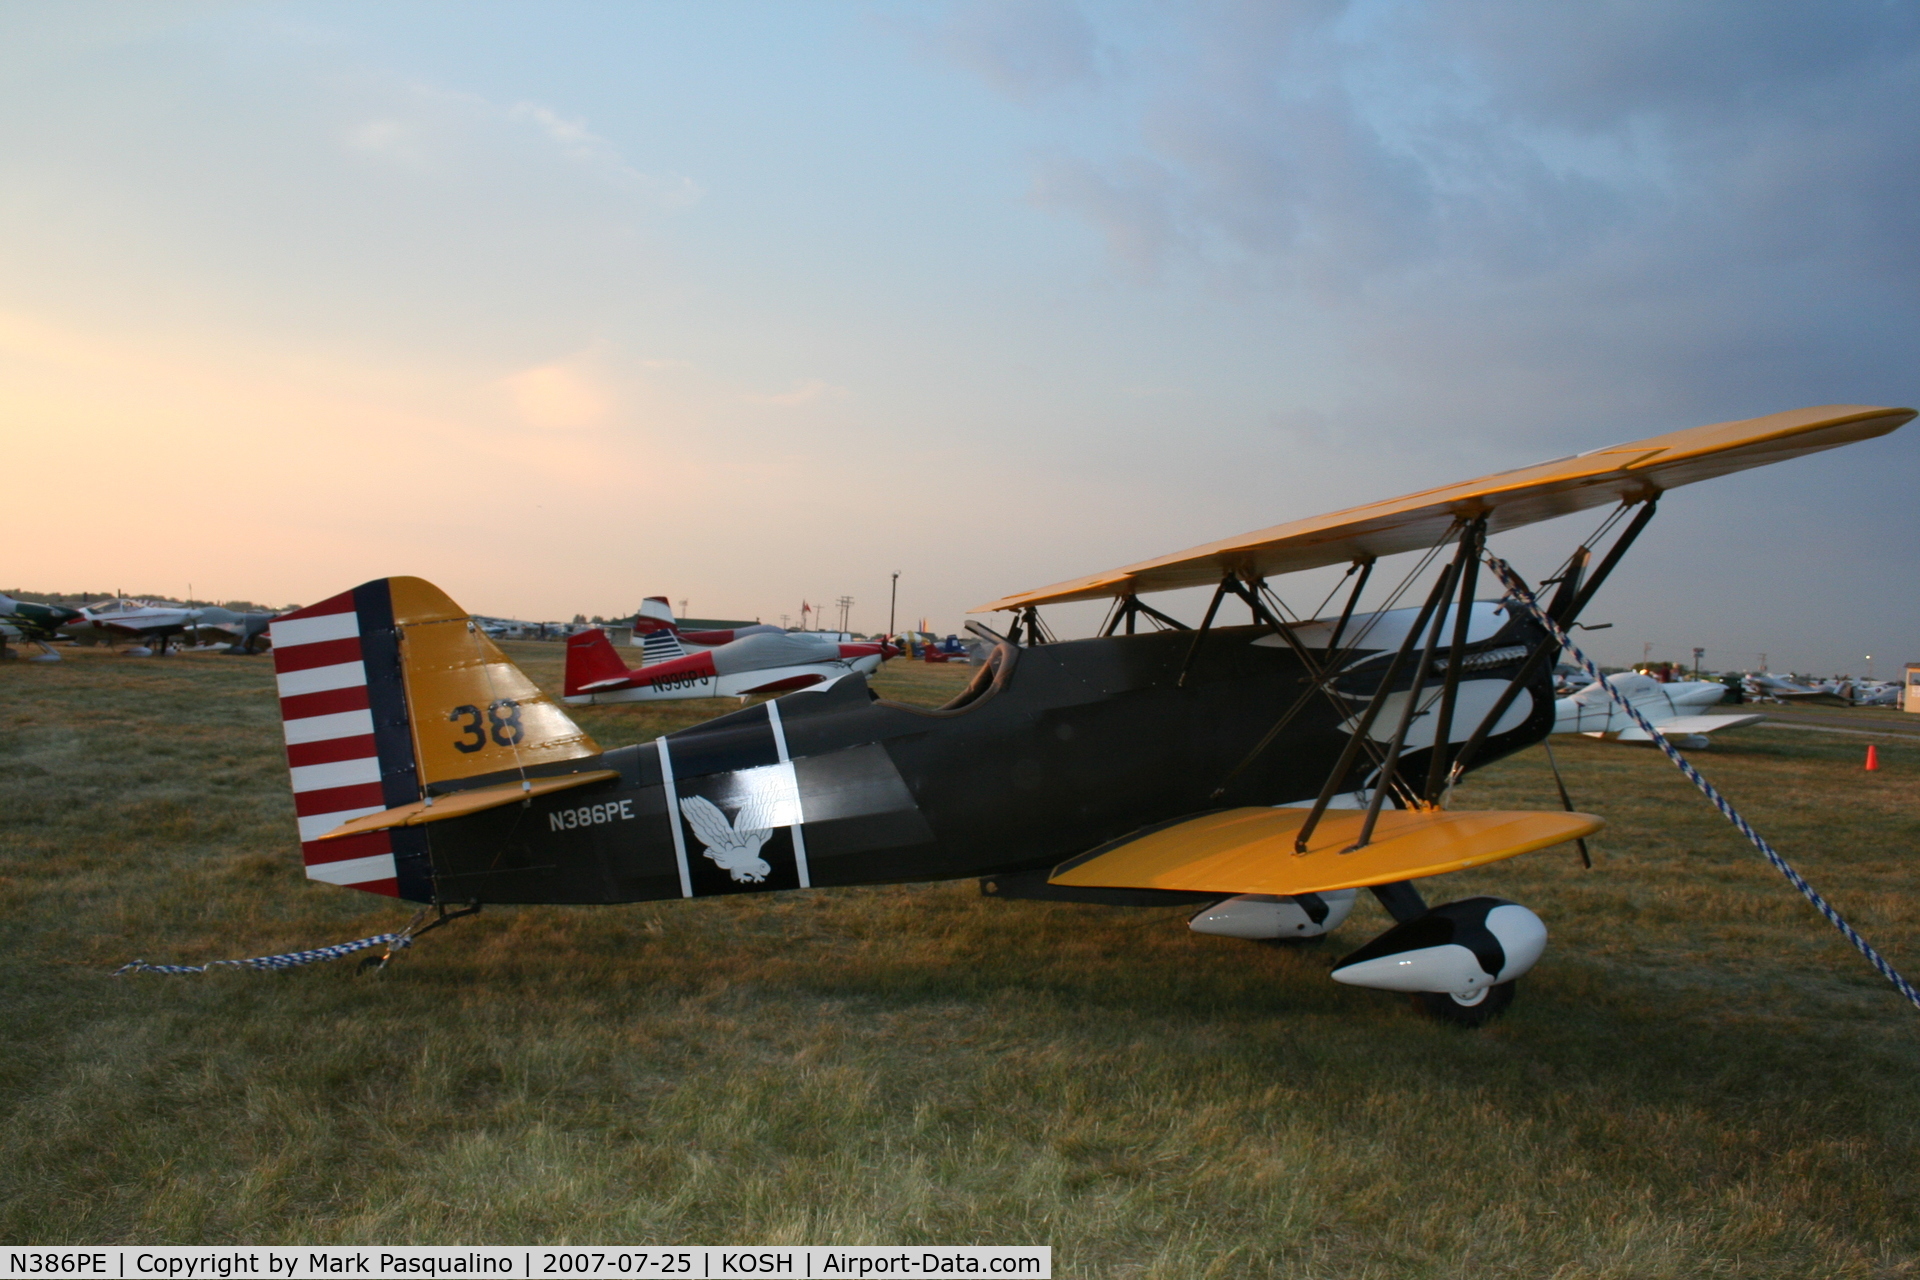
left=270, top=582, right=429, bottom=899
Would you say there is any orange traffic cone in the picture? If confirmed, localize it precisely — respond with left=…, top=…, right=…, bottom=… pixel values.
left=1866, top=744, right=1880, bottom=772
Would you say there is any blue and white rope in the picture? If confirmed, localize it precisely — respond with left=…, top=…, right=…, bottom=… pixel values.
left=114, top=931, right=410, bottom=976
left=1487, top=555, right=1920, bottom=1012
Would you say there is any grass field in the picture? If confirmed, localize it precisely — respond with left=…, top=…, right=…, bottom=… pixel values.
left=4, top=643, right=1919, bottom=1276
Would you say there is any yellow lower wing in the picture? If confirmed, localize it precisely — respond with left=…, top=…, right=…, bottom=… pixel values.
left=316, top=769, right=621, bottom=841
left=1049, top=806, right=1602, bottom=896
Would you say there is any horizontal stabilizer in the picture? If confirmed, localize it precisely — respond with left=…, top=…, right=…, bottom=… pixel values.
left=1049, top=806, right=1603, bottom=897
left=316, top=769, right=621, bottom=841
left=1614, top=713, right=1766, bottom=741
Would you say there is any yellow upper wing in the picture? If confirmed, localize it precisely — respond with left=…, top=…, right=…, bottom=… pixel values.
left=973, top=404, right=1913, bottom=612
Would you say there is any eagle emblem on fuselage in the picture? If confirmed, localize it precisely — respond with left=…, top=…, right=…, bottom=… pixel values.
left=679, top=794, right=773, bottom=883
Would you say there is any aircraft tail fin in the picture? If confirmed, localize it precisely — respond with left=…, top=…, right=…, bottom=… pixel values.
left=269, top=577, right=600, bottom=899
left=631, top=598, right=687, bottom=665
left=638, top=629, right=687, bottom=665
left=565, top=627, right=634, bottom=697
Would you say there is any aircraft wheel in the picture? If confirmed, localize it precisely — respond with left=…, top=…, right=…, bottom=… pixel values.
left=1411, top=980, right=1515, bottom=1027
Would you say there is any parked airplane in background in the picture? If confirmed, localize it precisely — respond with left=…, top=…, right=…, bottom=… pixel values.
left=1743, top=672, right=1853, bottom=706
left=629, top=597, right=784, bottom=665
left=1555, top=673, right=1765, bottom=749
left=61, top=598, right=208, bottom=655
left=0, top=593, right=83, bottom=660
left=917, top=636, right=975, bottom=664
left=565, top=626, right=895, bottom=703
left=1848, top=681, right=1901, bottom=707
left=189, top=606, right=276, bottom=654
left=59, top=598, right=275, bottom=655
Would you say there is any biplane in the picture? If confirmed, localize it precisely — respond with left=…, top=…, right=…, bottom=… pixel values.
left=269, top=404, right=1911, bottom=1024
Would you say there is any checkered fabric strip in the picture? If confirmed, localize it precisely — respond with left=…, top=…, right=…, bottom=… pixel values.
left=114, top=932, right=411, bottom=976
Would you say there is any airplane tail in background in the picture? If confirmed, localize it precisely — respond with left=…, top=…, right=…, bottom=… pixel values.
left=270, top=577, right=601, bottom=899
left=565, top=627, right=637, bottom=697
left=631, top=597, right=687, bottom=665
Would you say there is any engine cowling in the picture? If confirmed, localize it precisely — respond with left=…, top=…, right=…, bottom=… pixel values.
left=1189, top=889, right=1357, bottom=940
left=1329, top=897, right=1546, bottom=998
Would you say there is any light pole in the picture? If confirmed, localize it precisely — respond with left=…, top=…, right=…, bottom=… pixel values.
left=889, top=572, right=899, bottom=639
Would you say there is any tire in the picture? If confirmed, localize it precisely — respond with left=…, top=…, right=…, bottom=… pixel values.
left=1411, top=980, right=1515, bottom=1027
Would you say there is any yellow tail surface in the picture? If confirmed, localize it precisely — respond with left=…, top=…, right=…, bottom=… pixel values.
left=386, top=577, right=601, bottom=790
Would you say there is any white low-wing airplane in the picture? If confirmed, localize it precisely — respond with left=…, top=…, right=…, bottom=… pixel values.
left=1555, top=673, right=1765, bottom=749
left=563, top=626, right=896, bottom=704
left=60, top=598, right=207, bottom=655
left=1742, top=672, right=1857, bottom=706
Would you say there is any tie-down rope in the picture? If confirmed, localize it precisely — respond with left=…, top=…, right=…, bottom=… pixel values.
left=114, top=926, right=414, bottom=975
left=1486, top=555, right=1920, bottom=1013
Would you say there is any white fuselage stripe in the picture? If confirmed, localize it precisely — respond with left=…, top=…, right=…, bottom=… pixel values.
left=655, top=737, right=693, bottom=899
left=270, top=610, right=361, bottom=649
left=304, top=852, right=398, bottom=885
left=563, top=661, right=847, bottom=705
left=764, top=699, right=810, bottom=888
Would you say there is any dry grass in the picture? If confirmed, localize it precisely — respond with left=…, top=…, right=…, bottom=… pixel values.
left=3, top=643, right=1919, bottom=1275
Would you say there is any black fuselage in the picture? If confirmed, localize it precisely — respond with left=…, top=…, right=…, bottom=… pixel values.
left=405, top=617, right=1555, bottom=906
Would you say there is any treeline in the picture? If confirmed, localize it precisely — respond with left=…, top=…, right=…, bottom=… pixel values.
left=2, top=590, right=302, bottom=613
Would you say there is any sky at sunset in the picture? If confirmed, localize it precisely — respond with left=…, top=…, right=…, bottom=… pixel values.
left=4, top=2, right=1916, bottom=674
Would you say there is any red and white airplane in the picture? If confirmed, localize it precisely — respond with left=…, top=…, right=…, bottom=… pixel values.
left=565, top=625, right=896, bottom=704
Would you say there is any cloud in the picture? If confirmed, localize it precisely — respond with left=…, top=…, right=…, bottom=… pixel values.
left=925, top=2, right=1920, bottom=667
left=990, top=4, right=1920, bottom=433
left=741, top=377, right=846, bottom=407
left=336, top=81, right=701, bottom=208
left=500, top=359, right=611, bottom=430
left=927, top=0, right=1100, bottom=104
left=507, top=101, right=703, bottom=207
left=1029, top=154, right=1180, bottom=280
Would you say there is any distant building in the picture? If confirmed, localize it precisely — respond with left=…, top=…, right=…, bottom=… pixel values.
left=1906, top=662, right=1920, bottom=713
left=678, top=616, right=759, bottom=630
